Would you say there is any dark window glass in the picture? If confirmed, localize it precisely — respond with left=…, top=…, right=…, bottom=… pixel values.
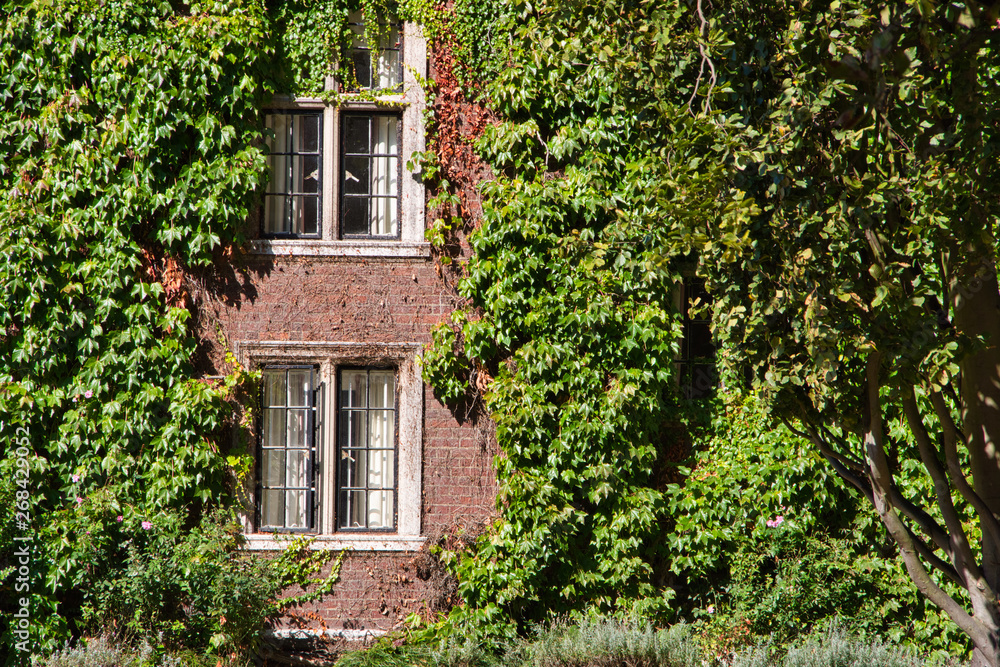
left=678, top=277, right=717, bottom=399
left=340, top=114, right=400, bottom=238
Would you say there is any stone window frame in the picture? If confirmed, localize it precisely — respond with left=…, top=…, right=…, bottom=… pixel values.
left=238, top=341, right=425, bottom=552
left=250, top=20, right=428, bottom=259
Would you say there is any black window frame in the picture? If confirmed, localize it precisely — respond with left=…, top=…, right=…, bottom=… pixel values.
left=335, top=366, right=399, bottom=533
left=261, top=110, right=324, bottom=240
left=256, top=365, right=320, bottom=533
left=339, top=112, right=403, bottom=240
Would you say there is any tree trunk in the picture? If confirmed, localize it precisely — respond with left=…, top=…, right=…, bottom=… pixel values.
left=952, top=256, right=1000, bottom=667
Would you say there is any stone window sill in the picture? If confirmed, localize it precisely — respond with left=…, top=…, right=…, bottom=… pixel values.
left=249, top=239, right=431, bottom=258
left=243, top=534, right=427, bottom=552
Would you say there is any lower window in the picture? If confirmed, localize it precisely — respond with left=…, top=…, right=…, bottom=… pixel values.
left=255, top=363, right=402, bottom=534
left=337, top=369, right=396, bottom=530
left=259, top=366, right=317, bottom=531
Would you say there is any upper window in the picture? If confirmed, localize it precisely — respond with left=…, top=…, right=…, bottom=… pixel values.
left=341, top=114, right=400, bottom=238
left=347, top=10, right=402, bottom=92
left=255, top=13, right=426, bottom=251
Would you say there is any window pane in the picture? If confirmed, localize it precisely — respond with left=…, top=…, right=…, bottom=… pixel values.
left=287, top=369, right=312, bottom=406
left=377, top=49, right=399, bottom=89
left=689, top=322, right=715, bottom=358
left=339, top=409, right=368, bottom=449
left=294, top=155, right=320, bottom=194
left=262, top=449, right=285, bottom=487
left=344, top=116, right=369, bottom=154
left=341, top=371, right=368, bottom=407
left=263, top=409, right=286, bottom=447
left=343, top=156, right=370, bottom=195
left=286, top=449, right=309, bottom=488
left=368, top=490, right=393, bottom=528
left=352, top=50, right=372, bottom=89
left=371, top=197, right=397, bottom=236
left=372, top=156, right=397, bottom=196
left=286, top=490, right=307, bottom=528
left=263, top=195, right=286, bottom=234
left=267, top=154, right=288, bottom=194
left=339, top=489, right=368, bottom=529
left=367, top=448, right=394, bottom=488
left=266, top=114, right=289, bottom=154
left=368, top=372, right=395, bottom=408
left=295, top=114, right=320, bottom=153
left=263, top=490, right=283, bottom=527
left=340, top=448, right=366, bottom=489
left=342, top=197, right=368, bottom=235
left=688, top=364, right=718, bottom=399
left=374, top=117, right=398, bottom=155
left=294, top=196, right=319, bottom=236
left=379, top=25, right=400, bottom=50
left=368, top=410, right=394, bottom=450
left=286, top=409, right=308, bottom=448
left=264, top=371, right=286, bottom=407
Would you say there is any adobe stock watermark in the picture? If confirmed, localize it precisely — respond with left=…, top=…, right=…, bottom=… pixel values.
left=8, top=421, right=33, bottom=656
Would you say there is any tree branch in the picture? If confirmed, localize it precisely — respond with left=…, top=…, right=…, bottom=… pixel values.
left=861, top=353, right=990, bottom=649
left=902, top=391, right=982, bottom=588
left=930, top=390, right=1000, bottom=557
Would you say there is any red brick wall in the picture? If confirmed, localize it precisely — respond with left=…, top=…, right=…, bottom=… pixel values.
left=194, top=251, right=496, bottom=634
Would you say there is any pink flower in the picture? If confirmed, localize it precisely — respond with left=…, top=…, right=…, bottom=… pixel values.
left=84, top=390, right=93, bottom=398
left=75, top=497, right=84, bottom=504
left=72, top=474, right=80, bottom=483
left=116, top=515, right=124, bottom=522
left=766, top=519, right=775, bottom=528
left=72, top=397, right=78, bottom=403
left=141, top=520, right=153, bottom=530
left=707, top=605, right=715, bottom=614
left=775, top=515, right=784, bottom=525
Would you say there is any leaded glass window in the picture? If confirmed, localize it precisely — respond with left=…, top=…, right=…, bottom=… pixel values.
left=347, top=10, right=402, bottom=92
left=340, top=114, right=400, bottom=238
left=678, top=277, right=718, bottom=399
left=263, top=112, right=322, bottom=238
left=337, top=368, right=396, bottom=530
left=259, top=367, right=317, bottom=531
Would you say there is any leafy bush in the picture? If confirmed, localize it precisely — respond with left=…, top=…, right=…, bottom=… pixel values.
left=730, top=623, right=924, bottom=667
left=32, top=635, right=215, bottom=667
left=668, top=394, right=969, bottom=660
left=81, top=510, right=344, bottom=658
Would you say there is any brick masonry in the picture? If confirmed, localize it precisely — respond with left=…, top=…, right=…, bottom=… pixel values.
left=193, top=251, right=497, bottom=635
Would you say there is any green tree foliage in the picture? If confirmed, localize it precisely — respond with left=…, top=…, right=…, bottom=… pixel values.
left=696, top=1, right=1000, bottom=664
left=669, top=394, right=969, bottom=659
left=424, top=0, right=1000, bottom=661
